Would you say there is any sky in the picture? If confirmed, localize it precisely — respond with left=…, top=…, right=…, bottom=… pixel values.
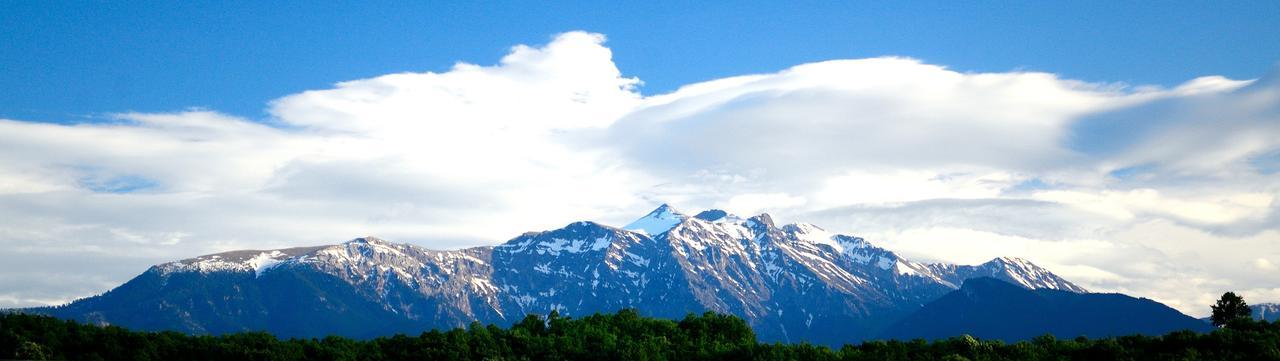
left=1, top=2, right=1279, bottom=317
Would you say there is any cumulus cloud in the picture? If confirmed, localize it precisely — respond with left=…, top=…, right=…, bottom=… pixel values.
left=0, top=32, right=653, bottom=307
left=1, top=31, right=1278, bottom=316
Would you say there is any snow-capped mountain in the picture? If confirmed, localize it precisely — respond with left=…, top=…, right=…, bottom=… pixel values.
left=1252, top=303, right=1280, bottom=322
left=32, top=204, right=1086, bottom=344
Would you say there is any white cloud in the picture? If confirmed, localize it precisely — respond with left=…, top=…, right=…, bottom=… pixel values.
left=1032, top=189, right=1274, bottom=224
left=0, top=32, right=655, bottom=309
left=606, top=58, right=1130, bottom=179
left=814, top=170, right=1016, bottom=206
left=719, top=193, right=808, bottom=216
left=2, top=31, right=1278, bottom=318
left=1256, top=258, right=1277, bottom=271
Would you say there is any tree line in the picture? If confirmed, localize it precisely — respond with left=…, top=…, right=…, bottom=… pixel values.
left=2, top=292, right=1277, bottom=361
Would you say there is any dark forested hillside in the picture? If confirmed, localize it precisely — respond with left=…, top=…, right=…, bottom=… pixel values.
left=881, top=277, right=1213, bottom=341
left=4, top=309, right=1280, bottom=361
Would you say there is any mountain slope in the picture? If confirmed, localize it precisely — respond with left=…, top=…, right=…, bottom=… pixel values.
left=880, top=277, right=1211, bottom=341
left=31, top=205, right=1089, bottom=344
left=491, top=220, right=699, bottom=320
left=1253, top=303, right=1280, bottom=322
left=926, top=256, right=1089, bottom=293
left=32, top=238, right=500, bottom=338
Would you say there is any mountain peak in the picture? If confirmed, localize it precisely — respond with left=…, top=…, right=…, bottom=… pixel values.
left=988, top=256, right=1022, bottom=264
left=693, top=209, right=728, bottom=222
left=347, top=236, right=389, bottom=245
left=974, top=256, right=1089, bottom=293
left=782, top=222, right=850, bottom=252
left=984, top=256, right=1045, bottom=270
left=624, top=203, right=688, bottom=236
left=747, top=213, right=775, bottom=229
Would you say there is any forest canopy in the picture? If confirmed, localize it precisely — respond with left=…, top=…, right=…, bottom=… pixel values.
left=3, top=309, right=1279, bottom=361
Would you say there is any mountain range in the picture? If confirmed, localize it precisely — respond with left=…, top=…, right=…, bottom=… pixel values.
left=27, top=205, right=1200, bottom=345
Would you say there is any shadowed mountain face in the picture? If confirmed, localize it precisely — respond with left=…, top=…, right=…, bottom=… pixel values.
left=30, top=205, right=1088, bottom=344
left=880, top=277, right=1212, bottom=342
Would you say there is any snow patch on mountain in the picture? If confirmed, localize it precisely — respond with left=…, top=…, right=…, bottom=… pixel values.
left=624, top=204, right=687, bottom=236
left=154, top=245, right=328, bottom=276
left=783, top=223, right=845, bottom=252
left=246, top=251, right=288, bottom=277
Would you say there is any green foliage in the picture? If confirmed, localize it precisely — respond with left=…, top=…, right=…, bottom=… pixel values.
left=15, top=340, right=48, bottom=360
left=3, top=309, right=1280, bottom=361
left=1212, top=292, right=1253, bottom=328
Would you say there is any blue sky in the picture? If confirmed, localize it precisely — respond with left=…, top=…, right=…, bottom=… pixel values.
left=3, top=1, right=1278, bottom=121
left=1, top=2, right=1279, bottom=316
